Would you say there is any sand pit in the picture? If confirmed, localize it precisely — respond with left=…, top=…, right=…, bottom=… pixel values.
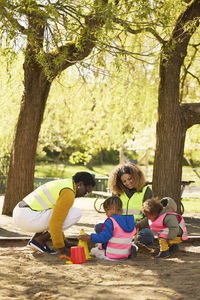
left=1, top=196, right=200, bottom=300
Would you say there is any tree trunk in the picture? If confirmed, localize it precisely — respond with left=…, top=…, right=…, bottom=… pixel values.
left=86, top=156, right=94, bottom=170
left=152, top=0, right=200, bottom=213
left=99, top=150, right=104, bottom=165
left=153, top=100, right=186, bottom=211
left=119, top=144, right=126, bottom=164
left=152, top=43, right=187, bottom=213
left=3, top=62, right=50, bottom=215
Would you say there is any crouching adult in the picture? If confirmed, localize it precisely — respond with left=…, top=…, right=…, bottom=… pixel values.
left=13, top=172, right=95, bottom=254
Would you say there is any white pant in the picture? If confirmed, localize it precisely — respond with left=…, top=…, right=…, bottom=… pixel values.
left=12, top=203, right=82, bottom=233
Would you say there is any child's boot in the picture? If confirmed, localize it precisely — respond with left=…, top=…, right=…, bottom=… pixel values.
left=155, top=249, right=170, bottom=258
left=169, top=244, right=179, bottom=252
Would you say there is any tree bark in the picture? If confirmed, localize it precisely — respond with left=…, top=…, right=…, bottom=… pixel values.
left=3, top=62, right=51, bottom=215
left=152, top=0, right=200, bottom=212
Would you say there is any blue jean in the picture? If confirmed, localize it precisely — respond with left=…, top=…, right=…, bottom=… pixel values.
left=137, top=228, right=154, bottom=245
left=94, top=223, right=154, bottom=245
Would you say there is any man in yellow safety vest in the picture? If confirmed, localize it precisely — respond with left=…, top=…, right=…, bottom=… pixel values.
left=13, top=172, right=96, bottom=255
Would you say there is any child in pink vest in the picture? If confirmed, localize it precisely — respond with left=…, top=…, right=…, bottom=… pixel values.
left=78, top=196, right=137, bottom=260
left=136, top=197, right=188, bottom=258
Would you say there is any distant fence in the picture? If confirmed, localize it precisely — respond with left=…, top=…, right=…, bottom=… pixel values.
left=34, top=177, right=58, bottom=189
left=95, top=177, right=109, bottom=192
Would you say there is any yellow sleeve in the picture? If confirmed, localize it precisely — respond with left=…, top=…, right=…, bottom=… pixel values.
left=49, top=188, right=75, bottom=248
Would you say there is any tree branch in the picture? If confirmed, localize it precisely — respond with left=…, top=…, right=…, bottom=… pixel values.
left=181, top=103, right=200, bottom=128
left=187, top=70, right=200, bottom=84
left=180, top=44, right=199, bottom=101
left=161, top=0, right=200, bottom=77
left=113, top=17, right=165, bottom=45
left=48, top=0, right=110, bottom=77
left=0, top=4, right=26, bottom=34
left=172, top=0, right=200, bottom=42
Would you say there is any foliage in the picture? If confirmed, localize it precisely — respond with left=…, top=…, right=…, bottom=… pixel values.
left=0, top=52, right=22, bottom=156
left=0, top=0, right=200, bottom=164
left=37, top=51, right=159, bottom=164
left=69, top=151, right=92, bottom=165
left=1, top=44, right=199, bottom=165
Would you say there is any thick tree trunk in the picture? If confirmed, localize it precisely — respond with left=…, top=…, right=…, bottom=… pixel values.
left=152, top=44, right=188, bottom=213
left=152, top=0, right=200, bottom=213
left=153, top=102, right=186, bottom=211
left=3, top=62, right=50, bottom=215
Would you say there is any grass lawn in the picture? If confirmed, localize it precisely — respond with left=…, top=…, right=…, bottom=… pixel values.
left=35, top=163, right=200, bottom=186
left=34, top=163, right=115, bottom=178
left=182, top=198, right=200, bottom=213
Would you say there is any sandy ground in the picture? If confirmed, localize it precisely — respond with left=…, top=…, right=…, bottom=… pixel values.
left=1, top=195, right=200, bottom=300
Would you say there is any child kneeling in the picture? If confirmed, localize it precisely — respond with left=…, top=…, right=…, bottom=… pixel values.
left=78, top=196, right=137, bottom=260
left=137, top=197, right=188, bottom=258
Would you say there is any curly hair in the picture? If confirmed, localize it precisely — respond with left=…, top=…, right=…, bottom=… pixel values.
left=108, top=163, right=146, bottom=194
left=142, top=197, right=163, bottom=216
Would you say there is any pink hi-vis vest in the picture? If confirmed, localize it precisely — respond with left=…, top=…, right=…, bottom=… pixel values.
left=148, top=212, right=188, bottom=240
left=105, top=217, right=136, bottom=259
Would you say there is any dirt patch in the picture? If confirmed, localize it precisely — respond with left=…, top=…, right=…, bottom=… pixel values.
left=1, top=196, right=200, bottom=300
left=0, top=238, right=200, bottom=300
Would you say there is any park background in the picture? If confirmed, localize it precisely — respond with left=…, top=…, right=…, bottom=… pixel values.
left=0, top=1, right=200, bottom=300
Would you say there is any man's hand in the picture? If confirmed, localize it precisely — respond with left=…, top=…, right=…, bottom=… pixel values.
left=58, top=246, right=68, bottom=255
left=78, top=234, right=91, bottom=241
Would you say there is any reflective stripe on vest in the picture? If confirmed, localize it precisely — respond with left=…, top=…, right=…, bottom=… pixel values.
left=106, top=217, right=136, bottom=259
left=109, top=237, right=133, bottom=244
left=120, top=185, right=148, bottom=221
left=149, top=212, right=188, bottom=241
left=23, top=179, right=74, bottom=211
left=106, top=247, right=132, bottom=255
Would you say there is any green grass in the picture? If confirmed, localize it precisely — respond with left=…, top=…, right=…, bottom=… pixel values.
left=182, top=198, right=200, bottom=213
left=34, top=163, right=115, bottom=178
left=35, top=162, right=200, bottom=185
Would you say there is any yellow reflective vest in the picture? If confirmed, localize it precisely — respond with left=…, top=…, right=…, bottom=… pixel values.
left=120, top=185, right=148, bottom=221
left=23, top=179, right=74, bottom=211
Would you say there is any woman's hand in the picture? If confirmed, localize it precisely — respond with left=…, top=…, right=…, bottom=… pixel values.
left=135, top=223, right=141, bottom=229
